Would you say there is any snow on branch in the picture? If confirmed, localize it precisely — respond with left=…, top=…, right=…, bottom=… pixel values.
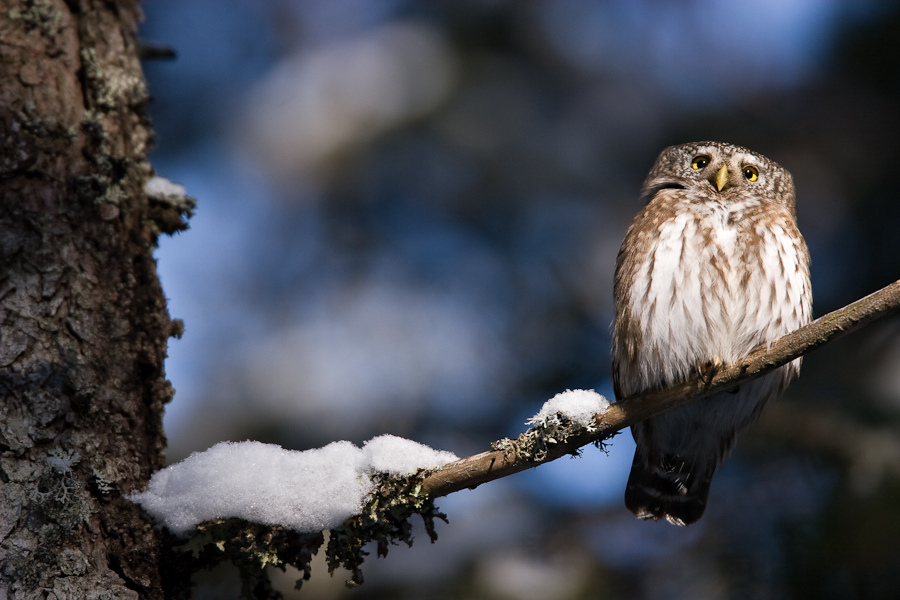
left=131, top=436, right=458, bottom=535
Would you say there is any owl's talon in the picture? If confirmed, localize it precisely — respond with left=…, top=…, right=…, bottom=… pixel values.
left=696, top=357, right=723, bottom=387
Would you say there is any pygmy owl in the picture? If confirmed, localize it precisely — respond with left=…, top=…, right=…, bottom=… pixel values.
left=612, top=141, right=812, bottom=526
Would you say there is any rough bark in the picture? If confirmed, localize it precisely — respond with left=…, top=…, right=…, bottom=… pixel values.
left=0, top=1, right=185, bottom=597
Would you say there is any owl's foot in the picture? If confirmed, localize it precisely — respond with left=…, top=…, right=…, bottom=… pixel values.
left=695, top=357, right=723, bottom=387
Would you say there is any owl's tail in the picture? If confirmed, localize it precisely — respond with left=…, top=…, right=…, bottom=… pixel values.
left=624, top=448, right=716, bottom=526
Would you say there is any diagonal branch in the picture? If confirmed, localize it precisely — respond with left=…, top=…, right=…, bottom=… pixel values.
left=421, top=278, right=900, bottom=499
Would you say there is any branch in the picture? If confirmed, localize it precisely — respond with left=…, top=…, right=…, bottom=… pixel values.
left=421, top=277, right=900, bottom=498
left=165, top=278, right=900, bottom=596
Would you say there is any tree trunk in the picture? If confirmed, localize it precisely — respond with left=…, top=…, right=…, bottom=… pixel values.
left=0, top=1, right=182, bottom=597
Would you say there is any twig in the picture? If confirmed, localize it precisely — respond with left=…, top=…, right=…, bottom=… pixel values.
left=421, top=278, right=900, bottom=498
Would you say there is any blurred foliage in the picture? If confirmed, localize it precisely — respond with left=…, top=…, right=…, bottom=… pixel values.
left=141, top=1, right=900, bottom=598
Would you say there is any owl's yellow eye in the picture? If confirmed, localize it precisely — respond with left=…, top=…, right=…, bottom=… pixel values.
left=691, top=156, right=709, bottom=170
left=743, top=166, right=759, bottom=181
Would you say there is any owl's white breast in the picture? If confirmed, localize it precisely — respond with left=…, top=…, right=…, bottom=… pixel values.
left=625, top=197, right=810, bottom=389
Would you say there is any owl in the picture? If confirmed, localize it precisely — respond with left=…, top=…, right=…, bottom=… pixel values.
left=612, top=141, right=812, bottom=526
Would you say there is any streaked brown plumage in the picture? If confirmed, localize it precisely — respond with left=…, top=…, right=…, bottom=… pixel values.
left=613, top=142, right=812, bottom=525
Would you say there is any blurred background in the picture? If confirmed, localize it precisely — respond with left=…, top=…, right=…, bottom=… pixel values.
left=140, top=1, right=900, bottom=598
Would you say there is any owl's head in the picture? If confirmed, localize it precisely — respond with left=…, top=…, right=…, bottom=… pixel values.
left=640, top=141, right=796, bottom=213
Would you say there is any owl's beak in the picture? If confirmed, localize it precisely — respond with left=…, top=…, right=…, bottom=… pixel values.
left=714, top=165, right=729, bottom=192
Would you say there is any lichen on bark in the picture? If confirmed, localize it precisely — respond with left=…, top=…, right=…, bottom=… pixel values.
left=0, top=1, right=189, bottom=597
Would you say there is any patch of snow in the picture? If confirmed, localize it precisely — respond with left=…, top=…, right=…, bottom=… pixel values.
left=527, top=389, right=610, bottom=428
left=364, top=434, right=459, bottom=476
left=144, top=175, right=187, bottom=198
left=130, top=437, right=458, bottom=535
